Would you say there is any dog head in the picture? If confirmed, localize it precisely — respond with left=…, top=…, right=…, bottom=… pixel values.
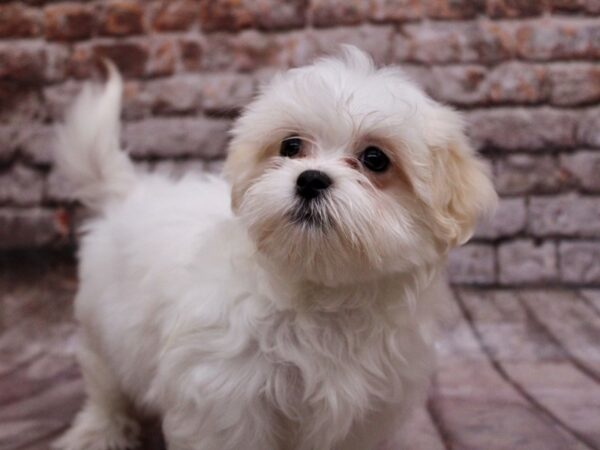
left=225, top=47, right=497, bottom=286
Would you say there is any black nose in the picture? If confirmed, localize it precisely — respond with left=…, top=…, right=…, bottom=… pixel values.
left=296, top=170, right=332, bottom=200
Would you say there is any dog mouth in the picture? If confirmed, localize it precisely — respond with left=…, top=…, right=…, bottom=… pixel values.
left=289, top=200, right=331, bottom=229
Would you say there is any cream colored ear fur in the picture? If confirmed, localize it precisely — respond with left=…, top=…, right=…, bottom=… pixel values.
left=224, top=141, right=260, bottom=213
left=425, top=106, right=497, bottom=248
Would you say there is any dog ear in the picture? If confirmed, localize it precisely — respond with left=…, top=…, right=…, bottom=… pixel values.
left=223, top=140, right=255, bottom=213
left=422, top=106, right=497, bottom=249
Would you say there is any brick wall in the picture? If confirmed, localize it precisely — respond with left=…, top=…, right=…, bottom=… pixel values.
left=0, top=0, right=599, bottom=287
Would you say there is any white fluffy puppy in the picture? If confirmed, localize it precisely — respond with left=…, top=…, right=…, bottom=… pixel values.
left=55, top=47, right=496, bottom=450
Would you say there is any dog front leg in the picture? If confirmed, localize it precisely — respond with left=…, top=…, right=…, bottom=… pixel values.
left=54, top=339, right=140, bottom=450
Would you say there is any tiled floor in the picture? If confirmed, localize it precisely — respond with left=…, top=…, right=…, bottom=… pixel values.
left=2, top=258, right=599, bottom=450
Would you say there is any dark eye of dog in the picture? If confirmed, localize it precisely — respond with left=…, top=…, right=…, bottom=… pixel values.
left=359, top=147, right=390, bottom=172
left=280, top=137, right=303, bottom=157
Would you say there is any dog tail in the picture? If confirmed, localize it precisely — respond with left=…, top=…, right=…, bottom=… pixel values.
left=54, top=61, right=136, bottom=210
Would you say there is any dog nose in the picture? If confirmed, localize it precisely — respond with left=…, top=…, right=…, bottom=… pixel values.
left=296, top=170, right=332, bottom=200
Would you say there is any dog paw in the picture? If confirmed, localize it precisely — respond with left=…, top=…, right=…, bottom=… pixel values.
left=53, top=409, right=140, bottom=450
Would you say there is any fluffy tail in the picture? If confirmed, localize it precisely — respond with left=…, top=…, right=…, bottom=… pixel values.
left=54, top=61, right=136, bottom=210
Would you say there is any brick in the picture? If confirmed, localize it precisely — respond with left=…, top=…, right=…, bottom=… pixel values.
left=448, top=243, right=496, bottom=284
left=0, top=3, right=42, bottom=38
left=498, top=240, right=557, bottom=284
left=131, top=76, right=204, bottom=115
left=66, top=44, right=94, bottom=79
left=395, top=65, right=431, bottom=91
left=92, top=41, right=149, bottom=78
left=44, top=2, right=95, bottom=41
left=394, top=21, right=515, bottom=64
left=414, top=65, right=487, bottom=106
left=179, top=36, right=204, bottom=71
left=369, top=0, right=422, bottom=22
left=494, top=155, right=565, bottom=195
left=146, top=36, right=177, bottom=76
left=474, top=197, right=526, bottom=239
left=560, top=151, right=600, bottom=192
left=548, top=63, right=600, bottom=106
left=199, top=0, right=307, bottom=32
left=0, top=42, right=46, bottom=83
left=19, top=125, right=55, bottom=165
left=550, top=0, right=600, bottom=14
left=253, top=68, right=279, bottom=86
left=424, top=63, right=547, bottom=106
left=45, top=44, right=70, bottom=82
left=199, top=73, right=256, bottom=115
left=0, top=208, right=58, bottom=249
left=98, top=0, right=144, bottom=36
left=0, top=126, right=19, bottom=163
left=549, top=0, right=583, bottom=11
left=0, top=83, right=47, bottom=124
left=202, top=30, right=292, bottom=71
left=123, top=118, right=231, bottom=159
left=151, top=0, right=199, bottom=31
left=69, top=41, right=149, bottom=79
left=486, top=0, right=546, bottom=18
left=310, top=0, right=369, bottom=27
left=515, top=18, right=600, bottom=61
left=585, top=0, right=600, bottom=13
left=306, top=25, right=395, bottom=66
left=43, top=80, right=82, bottom=120
left=577, top=108, right=600, bottom=148
left=485, top=63, right=548, bottom=104
left=0, top=42, right=68, bottom=83
left=120, top=80, right=150, bottom=119
left=204, top=27, right=393, bottom=73
left=529, top=194, right=600, bottom=237
left=559, top=241, right=600, bottom=284
left=466, top=108, right=576, bottom=151
left=426, top=0, right=485, bottom=19
left=0, top=165, right=44, bottom=206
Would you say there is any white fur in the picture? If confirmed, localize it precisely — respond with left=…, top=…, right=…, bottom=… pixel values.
left=55, top=47, right=496, bottom=450
left=54, top=62, right=135, bottom=211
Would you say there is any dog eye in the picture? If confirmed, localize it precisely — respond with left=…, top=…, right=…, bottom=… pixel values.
left=280, top=137, right=303, bottom=158
left=359, top=147, right=390, bottom=172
